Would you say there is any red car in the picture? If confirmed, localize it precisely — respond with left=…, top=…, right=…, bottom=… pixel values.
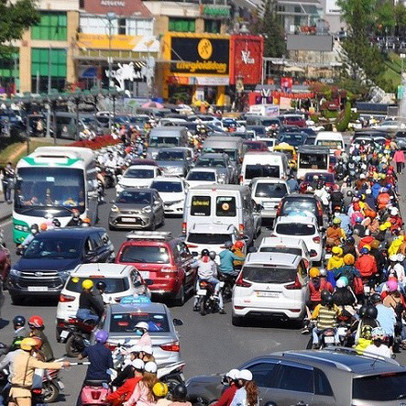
left=242, top=140, right=269, bottom=153
left=0, top=244, right=11, bottom=286
left=299, top=172, right=335, bottom=194
left=280, top=114, right=307, bottom=128
left=115, top=231, right=196, bottom=305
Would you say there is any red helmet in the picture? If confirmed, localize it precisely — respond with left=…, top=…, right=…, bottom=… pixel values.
left=28, top=315, right=44, bottom=329
left=234, top=241, right=244, bottom=250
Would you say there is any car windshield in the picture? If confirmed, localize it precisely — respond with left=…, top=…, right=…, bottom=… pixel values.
left=149, top=136, right=179, bottom=147
left=187, top=171, right=216, bottom=181
left=245, top=143, right=265, bottom=151
left=109, top=312, right=169, bottom=333
left=259, top=247, right=302, bottom=256
left=298, top=153, right=328, bottom=170
left=262, top=120, right=279, bottom=127
left=282, top=199, right=316, bottom=216
left=23, top=237, right=82, bottom=259
left=276, top=223, right=315, bottom=236
left=156, top=151, right=184, bottom=161
left=66, top=277, right=129, bottom=293
left=187, top=233, right=232, bottom=244
left=255, top=183, right=287, bottom=198
left=242, top=265, right=297, bottom=284
left=119, top=245, right=170, bottom=264
left=150, top=181, right=183, bottom=193
left=304, top=173, right=334, bottom=183
left=352, top=372, right=406, bottom=401
left=125, top=169, right=154, bottom=178
left=245, top=165, right=280, bottom=179
left=116, top=191, right=152, bottom=204
left=279, top=134, right=304, bottom=146
left=196, top=158, right=225, bottom=168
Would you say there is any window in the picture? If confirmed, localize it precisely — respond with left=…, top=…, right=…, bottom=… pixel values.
left=0, top=53, right=18, bottom=78
left=314, top=368, right=333, bottom=396
left=274, top=365, right=314, bottom=393
left=109, top=312, right=169, bottom=333
left=242, top=266, right=297, bottom=284
left=66, top=276, right=129, bottom=293
left=247, top=363, right=277, bottom=388
left=169, top=18, right=195, bottom=32
left=216, top=196, right=236, bottom=217
left=119, top=245, right=170, bottom=264
left=187, top=233, right=231, bottom=245
left=32, top=12, right=67, bottom=41
left=126, top=19, right=153, bottom=36
left=191, top=196, right=211, bottom=216
left=204, top=19, right=221, bottom=33
left=245, top=165, right=280, bottom=179
left=255, top=183, right=288, bottom=198
left=118, top=18, right=126, bottom=35
left=276, top=223, right=315, bottom=236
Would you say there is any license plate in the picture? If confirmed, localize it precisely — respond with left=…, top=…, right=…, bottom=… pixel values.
left=257, top=291, right=279, bottom=298
left=122, top=217, right=137, bottom=223
left=324, top=336, right=335, bottom=344
left=60, top=330, right=69, bottom=339
left=337, top=327, right=347, bottom=336
left=139, top=271, right=150, bottom=279
left=197, top=289, right=207, bottom=295
left=27, top=286, right=48, bottom=292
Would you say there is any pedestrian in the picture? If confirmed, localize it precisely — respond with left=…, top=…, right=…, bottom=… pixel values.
left=1, top=161, right=14, bottom=203
left=393, top=148, right=405, bottom=174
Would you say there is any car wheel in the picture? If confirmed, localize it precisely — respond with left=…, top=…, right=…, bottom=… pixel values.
left=174, top=283, right=185, bottom=306
left=11, top=295, right=23, bottom=305
left=232, top=314, right=243, bottom=326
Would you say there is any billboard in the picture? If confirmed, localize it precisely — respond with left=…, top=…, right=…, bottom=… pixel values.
left=229, top=35, right=263, bottom=85
left=169, top=35, right=229, bottom=75
left=287, top=34, right=333, bottom=52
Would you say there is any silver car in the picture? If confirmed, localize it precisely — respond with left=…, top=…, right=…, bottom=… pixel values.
left=109, top=188, right=165, bottom=231
left=96, top=302, right=183, bottom=366
left=156, top=148, right=190, bottom=177
left=194, top=153, right=237, bottom=184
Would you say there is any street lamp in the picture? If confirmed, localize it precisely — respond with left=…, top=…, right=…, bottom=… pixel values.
left=106, top=12, right=116, bottom=133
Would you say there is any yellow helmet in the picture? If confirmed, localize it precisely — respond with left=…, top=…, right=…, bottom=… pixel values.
left=82, top=279, right=94, bottom=290
left=20, top=337, right=38, bottom=351
left=344, top=253, right=355, bottom=265
left=309, top=267, right=320, bottom=278
left=332, top=246, right=341, bottom=255
left=153, top=382, right=168, bottom=397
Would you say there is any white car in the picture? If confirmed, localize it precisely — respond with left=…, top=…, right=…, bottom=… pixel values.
left=150, top=176, right=187, bottom=216
left=271, top=215, right=323, bottom=263
left=116, top=165, right=163, bottom=194
left=232, top=252, right=309, bottom=325
left=56, top=263, right=151, bottom=339
left=185, top=223, right=245, bottom=260
left=185, top=168, right=218, bottom=188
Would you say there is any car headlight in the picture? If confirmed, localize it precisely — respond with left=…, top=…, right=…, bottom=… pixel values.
left=111, top=205, right=120, bottom=213
left=142, top=206, right=152, bottom=214
left=10, top=269, right=21, bottom=277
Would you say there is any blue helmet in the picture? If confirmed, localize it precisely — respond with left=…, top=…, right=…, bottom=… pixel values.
left=95, top=330, right=109, bottom=344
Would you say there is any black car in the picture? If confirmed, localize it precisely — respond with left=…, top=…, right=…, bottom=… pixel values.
left=9, top=227, right=115, bottom=304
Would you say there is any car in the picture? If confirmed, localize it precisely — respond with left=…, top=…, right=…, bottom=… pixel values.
left=276, top=193, right=324, bottom=228
left=185, top=168, right=219, bottom=188
left=246, top=125, right=267, bottom=138
left=255, top=137, right=276, bottom=151
left=299, top=172, right=335, bottom=194
left=231, top=252, right=309, bottom=325
left=186, top=348, right=406, bottom=406
left=115, top=231, right=196, bottom=305
left=185, top=223, right=245, bottom=259
left=9, top=227, right=115, bottom=304
left=96, top=301, right=183, bottom=366
left=250, top=177, right=290, bottom=221
left=194, top=153, right=236, bottom=184
left=395, top=130, right=406, bottom=149
left=277, top=132, right=307, bottom=148
left=55, top=263, right=151, bottom=339
left=279, top=113, right=307, bottom=128
left=150, top=177, right=187, bottom=216
left=242, top=140, right=269, bottom=154
left=373, top=119, right=404, bottom=130
left=116, top=165, right=163, bottom=194
left=156, top=148, right=191, bottom=177
left=272, top=215, right=323, bottom=263
left=109, top=188, right=165, bottom=231
left=0, top=243, right=11, bottom=287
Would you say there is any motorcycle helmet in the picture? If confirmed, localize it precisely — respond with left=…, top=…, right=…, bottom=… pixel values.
left=95, top=329, right=109, bottom=344
left=172, top=384, right=188, bottom=402
left=359, top=247, right=369, bottom=255
left=209, top=251, right=216, bottom=261
left=226, top=369, right=240, bottom=380
left=224, top=241, right=233, bottom=249
left=237, top=369, right=253, bottom=381
left=336, top=277, right=348, bottom=288
left=141, top=345, right=153, bottom=355
left=28, top=315, right=44, bottom=329
left=372, top=327, right=386, bottom=341
left=201, top=249, right=210, bottom=257
left=319, top=268, right=327, bottom=277
left=355, top=216, right=363, bottom=224
left=30, top=336, right=42, bottom=350
left=20, top=337, right=39, bottom=351
left=343, top=254, right=355, bottom=265
left=387, top=279, right=398, bottom=292
left=82, top=279, right=94, bottom=290
left=346, top=236, right=355, bottom=245
left=365, top=305, right=378, bottom=319
left=132, top=359, right=145, bottom=371
left=361, top=325, right=372, bottom=340
left=370, top=293, right=382, bottom=304
left=144, top=361, right=158, bottom=374
left=332, top=246, right=341, bottom=255
left=234, top=241, right=244, bottom=250
left=135, top=321, right=149, bottom=332
left=96, top=281, right=107, bottom=291
left=153, top=382, right=168, bottom=398
left=358, top=305, right=367, bottom=318
left=321, top=292, right=334, bottom=306
left=309, top=267, right=320, bottom=278
left=332, top=217, right=341, bottom=225
left=13, top=315, right=26, bottom=328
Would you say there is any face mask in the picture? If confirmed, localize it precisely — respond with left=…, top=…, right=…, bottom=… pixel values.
left=135, top=329, right=143, bottom=336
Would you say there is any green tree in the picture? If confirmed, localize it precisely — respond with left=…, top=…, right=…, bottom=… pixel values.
left=394, top=3, right=406, bottom=37
left=0, top=0, right=39, bottom=56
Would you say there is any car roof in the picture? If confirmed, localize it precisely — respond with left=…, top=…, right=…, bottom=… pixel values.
left=188, top=167, right=218, bottom=173
left=245, top=252, right=301, bottom=266
left=276, top=215, right=317, bottom=225
left=283, top=193, right=318, bottom=201
left=156, top=148, right=187, bottom=153
left=109, top=302, right=168, bottom=314
left=118, top=187, right=155, bottom=194
left=71, top=263, right=133, bottom=276
left=189, top=223, right=236, bottom=233
left=34, top=227, right=105, bottom=239
left=250, top=177, right=287, bottom=185
left=260, top=236, right=305, bottom=248
left=151, top=176, right=183, bottom=183
left=127, top=165, right=158, bottom=170
left=198, top=153, right=226, bottom=158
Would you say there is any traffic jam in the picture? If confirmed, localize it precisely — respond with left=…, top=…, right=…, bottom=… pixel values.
left=1, top=112, right=406, bottom=405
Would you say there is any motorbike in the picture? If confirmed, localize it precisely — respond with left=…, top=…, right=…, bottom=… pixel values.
left=103, top=168, right=116, bottom=189
left=42, top=368, right=64, bottom=403
left=158, top=361, right=186, bottom=389
left=80, top=380, right=111, bottom=405
left=59, top=318, right=94, bottom=357
left=97, top=179, right=105, bottom=203
left=195, top=280, right=220, bottom=316
left=218, top=273, right=235, bottom=302
left=306, top=324, right=338, bottom=349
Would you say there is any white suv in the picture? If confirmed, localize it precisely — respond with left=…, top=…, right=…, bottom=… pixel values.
left=56, top=263, right=151, bottom=339
left=232, top=252, right=309, bottom=326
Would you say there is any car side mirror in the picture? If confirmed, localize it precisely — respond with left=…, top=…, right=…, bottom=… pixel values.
left=248, top=246, right=257, bottom=253
left=85, top=250, right=97, bottom=260
left=134, top=280, right=142, bottom=287
left=173, top=318, right=183, bottom=326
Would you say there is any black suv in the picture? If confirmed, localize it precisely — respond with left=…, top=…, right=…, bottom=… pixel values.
left=9, top=227, right=115, bottom=304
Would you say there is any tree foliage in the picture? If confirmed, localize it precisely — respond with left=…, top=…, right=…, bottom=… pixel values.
left=0, top=0, right=39, bottom=56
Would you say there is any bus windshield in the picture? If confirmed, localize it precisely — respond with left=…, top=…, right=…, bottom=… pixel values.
left=298, top=153, right=328, bottom=170
left=15, top=167, right=85, bottom=213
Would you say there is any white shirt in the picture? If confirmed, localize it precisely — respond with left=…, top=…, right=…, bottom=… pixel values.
left=364, top=343, right=392, bottom=359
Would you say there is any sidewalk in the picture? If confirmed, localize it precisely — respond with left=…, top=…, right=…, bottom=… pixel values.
left=0, top=192, right=12, bottom=223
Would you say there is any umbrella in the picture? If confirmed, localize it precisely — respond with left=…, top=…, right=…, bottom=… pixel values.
left=142, top=101, right=164, bottom=108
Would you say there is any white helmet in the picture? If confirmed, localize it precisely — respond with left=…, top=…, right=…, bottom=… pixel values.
left=145, top=361, right=158, bottom=373
left=135, top=322, right=149, bottom=332
left=141, top=345, right=153, bottom=355
left=129, top=345, right=142, bottom=353
left=319, top=268, right=327, bottom=277
left=226, top=369, right=239, bottom=380
left=237, top=369, right=253, bottom=381
left=391, top=207, right=399, bottom=216
left=131, top=359, right=145, bottom=370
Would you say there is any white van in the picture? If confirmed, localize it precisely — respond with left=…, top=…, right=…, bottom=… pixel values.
left=314, top=131, right=345, bottom=154
left=240, top=152, right=289, bottom=185
left=297, top=145, right=330, bottom=180
left=183, top=185, right=261, bottom=245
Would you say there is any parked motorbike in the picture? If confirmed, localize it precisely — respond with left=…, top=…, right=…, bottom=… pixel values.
left=195, top=280, right=219, bottom=316
left=59, top=318, right=94, bottom=357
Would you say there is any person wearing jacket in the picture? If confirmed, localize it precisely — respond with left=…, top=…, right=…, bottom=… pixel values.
left=327, top=246, right=344, bottom=271
left=76, top=279, right=104, bottom=323
left=334, top=254, right=360, bottom=287
left=355, top=247, right=378, bottom=279
left=212, top=369, right=239, bottom=406
left=219, top=242, right=245, bottom=276
left=393, top=147, right=405, bottom=174
left=27, top=315, right=54, bottom=362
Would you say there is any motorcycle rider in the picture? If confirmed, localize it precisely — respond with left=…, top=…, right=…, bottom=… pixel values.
left=68, top=208, right=83, bottom=227
left=135, top=322, right=152, bottom=347
left=355, top=246, right=378, bottom=282
left=193, top=249, right=225, bottom=314
left=76, top=279, right=104, bottom=323
left=332, top=277, right=357, bottom=307
left=326, top=218, right=346, bottom=248
left=8, top=338, right=69, bottom=406
left=219, top=242, right=245, bottom=277
left=93, top=281, right=108, bottom=308
left=327, top=246, right=345, bottom=272
left=311, top=291, right=341, bottom=348
left=153, top=382, right=171, bottom=406
left=334, top=254, right=360, bottom=287
left=10, top=316, right=28, bottom=351
left=28, top=315, right=54, bottom=361
left=168, top=383, right=192, bottom=406
left=20, top=224, right=39, bottom=249
left=371, top=293, right=397, bottom=347
left=213, top=369, right=239, bottom=406
left=364, top=327, right=392, bottom=358
left=232, top=241, right=245, bottom=270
